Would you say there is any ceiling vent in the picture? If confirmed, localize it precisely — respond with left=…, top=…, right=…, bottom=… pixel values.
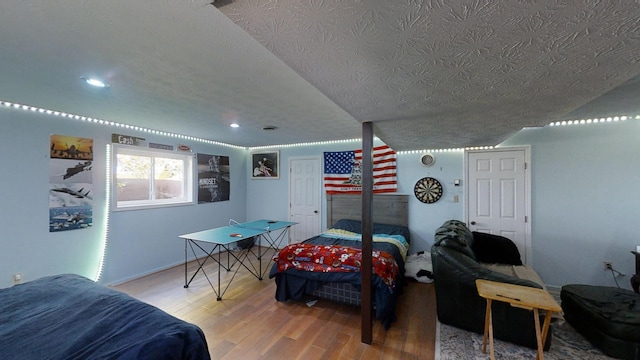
left=210, top=0, right=234, bottom=8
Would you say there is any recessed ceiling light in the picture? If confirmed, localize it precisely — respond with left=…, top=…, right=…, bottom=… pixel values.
left=230, top=123, right=240, bottom=128
left=81, top=76, right=109, bottom=88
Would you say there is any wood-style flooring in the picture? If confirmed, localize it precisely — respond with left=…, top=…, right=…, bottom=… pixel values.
left=112, top=247, right=436, bottom=360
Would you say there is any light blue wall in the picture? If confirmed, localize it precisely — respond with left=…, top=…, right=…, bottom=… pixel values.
left=0, top=107, right=247, bottom=287
left=248, top=120, right=640, bottom=290
left=2, top=104, right=638, bottom=290
left=501, top=120, right=640, bottom=289
left=398, top=150, right=465, bottom=253
left=246, top=140, right=465, bottom=253
left=104, top=141, right=247, bottom=285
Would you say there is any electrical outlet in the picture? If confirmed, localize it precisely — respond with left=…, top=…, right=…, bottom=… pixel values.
left=604, top=261, right=613, bottom=270
left=13, top=273, right=22, bottom=284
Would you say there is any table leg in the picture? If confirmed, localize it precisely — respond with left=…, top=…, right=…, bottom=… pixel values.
left=540, top=310, right=553, bottom=350
left=533, top=308, right=543, bottom=360
left=183, top=239, right=188, bottom=288
left=482, top=300, right=489, bottom=352
left=633, top=252, right=640, bottom=293
left=258, top=234, right=263, bottom=280
left=482, top=299, right=494, bottom=359
left=217, top=247, right=222, bottom=301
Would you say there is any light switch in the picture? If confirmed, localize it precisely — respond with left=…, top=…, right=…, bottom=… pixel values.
left=453, top=195, right=459, bottom=203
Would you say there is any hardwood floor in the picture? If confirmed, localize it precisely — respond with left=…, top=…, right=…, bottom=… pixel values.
left=112, top=247, right=437, bottom=360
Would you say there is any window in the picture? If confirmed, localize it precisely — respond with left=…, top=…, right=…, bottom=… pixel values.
left=113, top=145, right=194, bottom=210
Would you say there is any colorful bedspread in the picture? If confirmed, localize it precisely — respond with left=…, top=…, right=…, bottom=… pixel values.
left=269, top=224, right=409, bottom=329
left=274, top=243, right=398, bottom=290
left=321, top=228, right=409, bottom=262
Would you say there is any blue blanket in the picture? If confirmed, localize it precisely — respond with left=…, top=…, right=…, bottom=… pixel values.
left=0, top=274, right=210, bottom=360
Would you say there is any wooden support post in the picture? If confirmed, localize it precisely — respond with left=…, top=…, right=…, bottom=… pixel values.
left=361, top=121, right=373, bottom=344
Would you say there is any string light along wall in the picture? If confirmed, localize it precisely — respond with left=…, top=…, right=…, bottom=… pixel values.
left=0, top=100, right=243, bottom=282
left=2, top=98, right=639, bottom=280
left=97, top=144, right=113, bottom=281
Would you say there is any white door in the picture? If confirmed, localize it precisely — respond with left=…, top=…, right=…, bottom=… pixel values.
left=465, top=148, right=531, bottom=264
left=288, top=157, right=321, bottom=244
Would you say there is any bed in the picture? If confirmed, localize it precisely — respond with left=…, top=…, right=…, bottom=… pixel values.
left=0, top=273, right=210, bottom=360
left=269, top=194, right=409, bottom=328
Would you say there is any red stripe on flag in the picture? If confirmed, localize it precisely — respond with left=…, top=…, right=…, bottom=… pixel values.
left=324, top=145, right=397, bottom=194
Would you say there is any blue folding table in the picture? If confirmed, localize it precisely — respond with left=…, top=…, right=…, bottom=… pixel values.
left=179, top=219, right=296, bottom=300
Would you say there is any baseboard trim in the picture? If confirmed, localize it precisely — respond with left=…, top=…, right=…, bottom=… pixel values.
left=104, top=245, right=276, bottom=286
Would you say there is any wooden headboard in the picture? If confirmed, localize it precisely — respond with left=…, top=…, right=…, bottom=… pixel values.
left=326, top=194, right=409, bottom=228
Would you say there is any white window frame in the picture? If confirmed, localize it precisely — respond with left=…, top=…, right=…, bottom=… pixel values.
left=112, top=144, right=194, bottom=211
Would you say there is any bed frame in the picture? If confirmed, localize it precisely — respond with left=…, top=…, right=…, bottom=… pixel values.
left=326, top=193, right=409, bottom=228
left=311, top=193, right=409, bottom=305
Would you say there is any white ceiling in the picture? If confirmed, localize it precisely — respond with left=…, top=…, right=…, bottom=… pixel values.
left=1, top=1, right=639, bottom=151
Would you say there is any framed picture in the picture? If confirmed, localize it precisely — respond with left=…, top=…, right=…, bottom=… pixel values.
left=251, top=151, right=279, bottom=179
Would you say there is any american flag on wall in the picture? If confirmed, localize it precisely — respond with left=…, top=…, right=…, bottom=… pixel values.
left=323, top=145, right=397, bottom=194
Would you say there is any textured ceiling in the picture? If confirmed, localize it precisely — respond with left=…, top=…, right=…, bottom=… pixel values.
left=218, top=0, right=640, bottom=150
left=0, top=1, right=360, bottom=148
left=1, top=1, right=639, bottom=150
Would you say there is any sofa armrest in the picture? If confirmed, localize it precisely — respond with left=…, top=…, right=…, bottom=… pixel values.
left=432, top=247, right=541, bottom=289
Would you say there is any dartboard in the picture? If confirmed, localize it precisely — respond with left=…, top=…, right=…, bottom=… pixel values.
left=414, top=177, right=443, bottom=203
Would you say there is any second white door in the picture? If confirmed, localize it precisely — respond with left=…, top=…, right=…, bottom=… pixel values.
left=466, top=148, right=531, bottom=264
left=288, top=157, right=321, bottom=244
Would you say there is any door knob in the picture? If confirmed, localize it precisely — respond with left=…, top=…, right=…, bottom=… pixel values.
left=470, top=221, right=476, bottom=225
left=314, top=210, right=318, bottom=213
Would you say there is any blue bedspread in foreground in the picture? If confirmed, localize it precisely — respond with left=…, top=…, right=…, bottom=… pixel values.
left=0, top=274, right=210, bottom=360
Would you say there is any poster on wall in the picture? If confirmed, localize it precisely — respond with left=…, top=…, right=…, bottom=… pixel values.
left=49, top=134, right=93, bottom=232
left=197, top=154, right=230, bottom=203
left=251, top=150, right=279, bottom=179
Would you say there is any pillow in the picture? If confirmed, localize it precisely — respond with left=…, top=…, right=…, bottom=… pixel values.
left=471, top=231, right=522, bottom=265
left=434, top=221, right=473, bottom=246
left=331, top=219, right=362, bottom=232
left=404, top=251, right=433, bottom=283
left=440, top=219, right=468, bottom=229
left=372, top=223, right=410, bottom=242
left=434, top=229, right=476, bottom=259
left=331, top=219, right=410, bottom=243
left=433, top=220, right=476, bottom=259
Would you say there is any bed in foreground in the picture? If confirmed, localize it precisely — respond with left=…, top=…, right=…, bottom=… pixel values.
left=269, top=194, right=410, bottom=329
left=0, top=273, right=210, bottom=360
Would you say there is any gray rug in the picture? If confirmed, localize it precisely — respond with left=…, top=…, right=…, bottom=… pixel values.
left=435, top=319, right=616, bottom=360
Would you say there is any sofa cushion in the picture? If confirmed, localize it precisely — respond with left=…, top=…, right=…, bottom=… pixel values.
left=561, top=284, right=640, bottom=359
left=434, top=222, right=475, bottom=259
left=482, top=263, right=545, bottom=289
left=563, top=285, right=640, bottom=334
left=471, top=231, right=522, bottom=265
